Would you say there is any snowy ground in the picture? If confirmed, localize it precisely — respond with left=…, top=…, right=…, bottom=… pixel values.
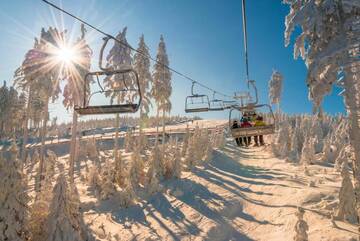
left=61, top=139, right=357, bottom=241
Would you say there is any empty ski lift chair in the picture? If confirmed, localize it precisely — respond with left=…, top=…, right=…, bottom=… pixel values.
left=74, top=36, right=142, bottom=115
left=222, top=100, right=238, bottom=109
left=229, top=104, right=275, bottom=138
left=209, top=92, right=225, bottom=111
left=185, top=82, right=210, bottom=113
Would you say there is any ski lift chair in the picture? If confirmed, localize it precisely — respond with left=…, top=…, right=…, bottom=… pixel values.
left=229, top=104, right=275, bottom=138
left=74, top=36, right=142, bottom=115
left=74, top=69, right=141, bottom=115
left=209, top=92, right=225, bottom=111
left=222, top=100, right=238, bottom=109
left=185, top=82, right=210, bottom=113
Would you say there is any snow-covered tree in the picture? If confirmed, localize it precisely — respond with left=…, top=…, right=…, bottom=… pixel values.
left=62, top=24, right=92, bottom=182
left=268, top=70, right=283, bottom=111
left=294, top=207, right=308, bottom=241
left=147, top=145, right=163, bottom=181
left=133, top=34, right=153, bottom=128
left=46, top=175, right=94, bottom=241
left=114, top=151, right=126, bottom=188
left=129, top=147, right=145, bottom=187
left=29, top=150, right=57, bottom=241
left=300, top=137, right=315, bottom=165
left=100, top=160, right=117, bottom=200
left=284, top=0, right=360, bottom=217
left=151, top=35, right=172, bottom=145
left=119, top=178, right=136, bottom=208
left=103, top=27, right=132, bottom=163
left=336, top=161, right=357, bottom=223
left=87, top=166, right=101, bottom=195
left=0, top=143, right=29, bottom=241
left=272, top=120, right=292, bottom=158
left=181, top=126, right=190, bottom=157
left=173, top=147, right=183, bottom=178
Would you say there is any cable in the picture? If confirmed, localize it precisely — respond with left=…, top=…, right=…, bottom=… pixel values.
left=41, top=0, right=235, bottom=100
left=241, top=0, right=249, bottom=82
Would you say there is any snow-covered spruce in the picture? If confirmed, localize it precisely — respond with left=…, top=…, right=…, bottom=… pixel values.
left=268, top=69, right=283, bottom=110
left=29, top=150, right=58, bottom=241
left=100, top=160, right=117, bottom=200
left=284, top=0, right=360, bottom=216
left=129, top=147, right=145, bottom=187
left=336, top=160, right=357, bottom=223
left=151, top=35, right=172, bottom=145
left=0, top=143, right=29, bottom=241
left=46, top=174, right=94, bottom=241
left=294, top=207, right=309, bottom=241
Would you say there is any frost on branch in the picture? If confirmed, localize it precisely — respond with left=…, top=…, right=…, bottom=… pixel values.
left=100, top=160, right=117, bottom=200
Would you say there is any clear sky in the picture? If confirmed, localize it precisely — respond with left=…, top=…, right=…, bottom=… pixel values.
left=0, top=0, right=345, bottom=123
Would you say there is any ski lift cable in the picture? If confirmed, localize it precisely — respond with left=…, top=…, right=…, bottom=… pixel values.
left=241, top=0, right=249, bottom=82
left=40, top=0, right=235, bottom=100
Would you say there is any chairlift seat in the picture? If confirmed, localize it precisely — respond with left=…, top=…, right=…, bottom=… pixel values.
left=185, top=107, right=209, bottom=113
left=231, top=124, right=275, bottom=138
left=209, top=99, right=224, bottom=111
left=75, top=104, right=138, bottom=115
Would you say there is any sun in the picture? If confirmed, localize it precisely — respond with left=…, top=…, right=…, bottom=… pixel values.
left=55, top=45, right=76, bottom=64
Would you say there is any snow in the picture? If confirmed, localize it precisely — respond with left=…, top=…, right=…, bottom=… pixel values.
left=13, top=119, right=356, bottom=240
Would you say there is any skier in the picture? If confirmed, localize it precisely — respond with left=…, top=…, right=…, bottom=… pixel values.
left=240, top=117, right=252, bottom=146
left=232, top=120, right=243, bottom=146
left=254, top=115, right=266, bottom=146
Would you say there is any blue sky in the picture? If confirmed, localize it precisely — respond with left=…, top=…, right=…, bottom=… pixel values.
left=0, top=0, right=345, bottom=123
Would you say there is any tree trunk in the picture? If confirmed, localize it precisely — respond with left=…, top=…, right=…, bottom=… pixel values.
left=114, top=112, right=120, bottom=161
left=155, top=108, right=160, bottom=148
left=114, top=95, right=121, bottom=162
left=162, top=110, right=166, bottom=145
left=69, top=111, right=78, bottom=183
left=21, top=85, right=33, bottom=165
left=38, top=96, right=49, bottom=189
left=343, top=63, right=360, bottom=233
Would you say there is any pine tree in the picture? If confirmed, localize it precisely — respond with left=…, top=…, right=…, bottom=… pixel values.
left=46, top=175, right=94, bottom=241
left=133, top=35, right=153, bottom=128
left=173, top=147, right=182, bottom=178
left=294, top=207, right=308, bottom=241
left=300, top=137, right=315, bottom=165
left=151, top=35, right=172, bottom=145
left=129, top=147, right=145, bottom=187
left=0, top=143, right=29, bottom=241
left=268, top=70, right=283, bottom=112
left=103, top=27, right=132, bottom=163
left=62, top=24, right=93, bottom=182
left=119, top=178, right=136, bottom=208
left=284, top=1, right=360, bottom=219
left=181, top=126, right=190, bottom=157
left=100, top=160, right=117, bottom=200
left=114, top=151, right=126, bottom=188
left=336, top=161, right=357, bottom=223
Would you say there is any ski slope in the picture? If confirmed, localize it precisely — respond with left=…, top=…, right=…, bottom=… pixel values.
left=60, top=140, right=357, bottom=241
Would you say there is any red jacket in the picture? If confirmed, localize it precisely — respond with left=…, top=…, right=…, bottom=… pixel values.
left=241, top=122, right=252, bottom=128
